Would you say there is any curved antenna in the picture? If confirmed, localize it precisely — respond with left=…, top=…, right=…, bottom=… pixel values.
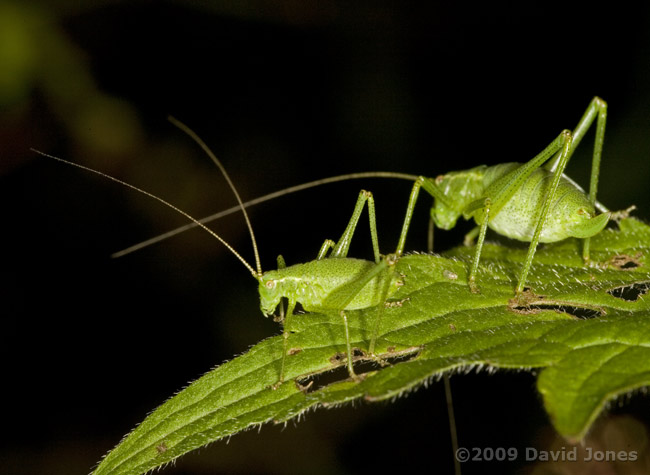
left=31, top=149, right=259, bottom=278
left=168, top=116, right=262, bottom=276
left=112, top=171, right=420, bottom=257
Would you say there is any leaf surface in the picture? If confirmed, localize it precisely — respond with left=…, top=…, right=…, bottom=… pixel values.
left=93, top=218, right=650, bottom=475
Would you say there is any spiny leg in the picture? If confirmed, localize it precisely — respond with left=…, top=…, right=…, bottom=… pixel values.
left=363, top=176, right=453, bottom=353
left=579, top=98, right=607, bottom=263
left=322, top=190, right=386, bottom=379
left=516, top=131, right=573, bottom=293
left=545, top=97, right=608, bottom=264
left=323, top=257, right=393, bottom=379
left=330, top=190, right=381, bottom=263
left=468, top=199, right=491, bottom=294
left=459, top=130, right=573, bottom=293
left=367, top=175, right=449, bottom=356
left=395, top=175, right=456, bottom=256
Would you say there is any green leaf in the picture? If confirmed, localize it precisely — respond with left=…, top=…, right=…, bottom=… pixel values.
left=93, top=218, right=650, bottom=475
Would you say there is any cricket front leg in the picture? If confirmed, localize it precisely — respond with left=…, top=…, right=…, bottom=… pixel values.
left=468, top=200, right=491, bottom=294
left=275, top=299, right=296, bottom=388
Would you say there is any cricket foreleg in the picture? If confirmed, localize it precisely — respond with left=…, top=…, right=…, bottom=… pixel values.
left=468, top=199, right=491, bottom=294
left=277, top=299, right=297, bottom=386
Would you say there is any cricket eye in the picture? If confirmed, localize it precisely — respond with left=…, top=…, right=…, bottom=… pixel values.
left=265, top=280, right=276, bottom=289
left=577, top=208, right=589, bottom=216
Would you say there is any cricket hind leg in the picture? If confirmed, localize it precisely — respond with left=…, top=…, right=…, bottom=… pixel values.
left=515, top=130, right=575, bottom=293
left=577, top=98, right=607, bottom=264
left=319, top=189, right=381, bottom=263
left=461, top=129, right=574, bottom=293
left=544, top=98, right=608, bottom=264
left=313, top=189, right=398, bottom=375
left=316, top=190, right=387, bottom=380
left=323, top=256, right=397, bottom=380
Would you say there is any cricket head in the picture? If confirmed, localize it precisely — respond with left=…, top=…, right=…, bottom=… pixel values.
left=431, top=199, right=462, bottom=230
left=429, top=171, right=483, bottom=230
left=258, top=271, right=283, bottom=316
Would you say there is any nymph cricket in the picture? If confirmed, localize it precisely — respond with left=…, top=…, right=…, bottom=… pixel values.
left=121, top=97, right=631, bottom=296
left=34, top=118, right=422, bottom=385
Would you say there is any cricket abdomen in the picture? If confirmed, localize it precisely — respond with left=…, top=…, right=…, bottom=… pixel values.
left=259, top=257, right=400, bottom=316
left=486, top=164, right=603, bottom=243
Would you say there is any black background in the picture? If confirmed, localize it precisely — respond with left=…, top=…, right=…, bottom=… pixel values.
left=3, top=1, right=650, bottom=474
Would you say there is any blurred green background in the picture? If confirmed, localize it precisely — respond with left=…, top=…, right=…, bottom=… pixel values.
left=3, top=1, right=650, bottom=474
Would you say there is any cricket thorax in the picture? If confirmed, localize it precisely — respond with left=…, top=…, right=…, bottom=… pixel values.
left=257, top=266, right=327, bottom=316
left=431, top=165, right=488, bottom=229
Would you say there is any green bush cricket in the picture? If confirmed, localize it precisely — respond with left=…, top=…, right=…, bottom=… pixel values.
left=397, top=97, right=618, bottom=294
left=43, top=97, right=634, bottom=475
left=33, top=118, right=422, bottom=386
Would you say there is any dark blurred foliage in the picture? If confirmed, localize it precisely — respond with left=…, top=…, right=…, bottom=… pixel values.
left=2, top=1, right=650, bottom=474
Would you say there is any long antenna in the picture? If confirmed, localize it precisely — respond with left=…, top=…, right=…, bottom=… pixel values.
left=167, top=116, right=262, bottom=276
left=112, top=171, right=419, bottom=258
left=31, top=148, right=259, bottom=277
